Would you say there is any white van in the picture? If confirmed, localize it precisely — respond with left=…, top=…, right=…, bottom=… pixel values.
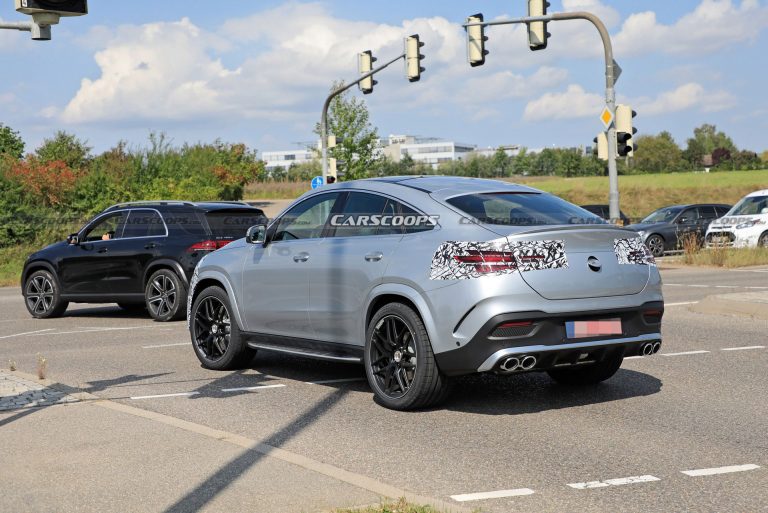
left=705, top=189, right=768, bottom=248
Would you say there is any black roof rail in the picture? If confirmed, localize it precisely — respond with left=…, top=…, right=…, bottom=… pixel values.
left=105, top=200, right=195, bottom=210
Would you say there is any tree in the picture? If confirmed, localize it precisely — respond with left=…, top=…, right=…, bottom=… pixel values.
left=683, top=124, right=736, bottom=167
left=35, top=131, right=92, bottom=169
left=761, top=150, right=768, bottom=164
left=314, top=82, right=380, bottom=181
left=0, top=123, right=25, bottom=159
left=491, top=148, right=511, bottom=177
left=633, top=131, right=686, bottom=173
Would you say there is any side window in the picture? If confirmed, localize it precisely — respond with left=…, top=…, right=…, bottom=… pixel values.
left=678, top=208, right=699, bottom=224
left=273, top=193, right=341, bottom=241
left=332, top=192, right=388, bottom=238
left=82, top=212, right=127, bottom=242
left=715, top=206, right=730, bottom=217
left=123, top=210, right=165, bottom=238
left=698, top=206, right=717, bottom=220
left=399, top=202, right=435, bottom=234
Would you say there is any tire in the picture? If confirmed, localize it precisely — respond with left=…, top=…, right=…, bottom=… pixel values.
left=364, top=302, right=451, bottom=411
left=145, top=269, right=186, bottom=322
left=118, top=303, right=146, bottom=312
left=645, top=234, right=665, bottom=258
left=547, top=351, right=624, bottom=385
left=23, top=270, right=68, bottom=319
left=759, top=232, right=768, bottom=248
left=190, top=285, right=255, bottom=370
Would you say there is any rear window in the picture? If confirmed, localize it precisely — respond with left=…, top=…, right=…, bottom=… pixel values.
left=205, top=210, right=266, bottom=239
left=447, top=192, right=604, bottom=226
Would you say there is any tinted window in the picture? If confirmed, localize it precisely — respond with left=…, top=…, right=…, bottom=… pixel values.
left=82, top=212, right=126, bottom=242
left=399, top=202, right=435, bottom=234
left=332, top=192, right=388, bottom=238
left=447, top=192, right=603, bottom=226
left=164, top=210, right=208, bottom=236
left=642, top=207, right=683, bottom=223
left=274, top=193, right=341, bottom=241
left=715, top=206, right=730, bottom=217
left=123, top=210, right=165, bottom=238
left=678, top=208, right=699, bottom=223
left=698, top=206, right=718, bottom=220
left=205, top=210, right=267, bottom=239
left=729, top=196, right=768, bottom=216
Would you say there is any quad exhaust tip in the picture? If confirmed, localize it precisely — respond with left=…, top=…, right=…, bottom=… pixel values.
left=641, top=341, right=662, bottom=356
left=499, top=355, right=537, bottom=373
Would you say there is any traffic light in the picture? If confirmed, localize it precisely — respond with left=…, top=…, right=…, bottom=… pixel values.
left=593, top=133, right=608, bottom=161
left=15, top=0, right=88, bottom=16
left=358, top=50, right=377, bottom=95
left=616, top=104, right=637, bottom=157
left=405, top=34, right=425, bottom=82
left=327, top=135, right=338, bottom=180
left=527, top=0, right=551, bottom=51
left=466, top=13, right=488, bottom=67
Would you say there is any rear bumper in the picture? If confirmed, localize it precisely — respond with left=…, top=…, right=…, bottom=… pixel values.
left=434, top=302, right=663, bottom=376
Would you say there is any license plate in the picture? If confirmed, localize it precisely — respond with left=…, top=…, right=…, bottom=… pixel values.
left=566, top=318, right=622, bottom=339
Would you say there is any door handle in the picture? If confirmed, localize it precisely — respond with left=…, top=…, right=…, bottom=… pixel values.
left=365, top=252, right=384, bottom=262
left=293, top=252, right=310, bottom=263
left=97, top=247, right=108, bottom=254
left=144, top=243, right=156, bottom=249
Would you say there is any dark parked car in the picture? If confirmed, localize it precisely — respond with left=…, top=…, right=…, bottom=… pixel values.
left=22, top=201, right=267, bottom=321
left=580, top=204, right=631, bottom=226
left=626, top=204, right=731, bottom=257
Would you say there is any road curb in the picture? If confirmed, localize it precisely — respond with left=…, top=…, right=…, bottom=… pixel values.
left=690, top=292, right=768, bottom=320
left=4, top=370, right=471, bottom=513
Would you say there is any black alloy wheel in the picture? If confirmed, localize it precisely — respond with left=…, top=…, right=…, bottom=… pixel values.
left=369, top=315, right=418, bottom=399
left=145, top=269, right=186, bottom=321
left=646, top=234, right=665, bottom=258
left=193, top=295, right=231, bottom=362
left=24, top=270, right=68, bottom=319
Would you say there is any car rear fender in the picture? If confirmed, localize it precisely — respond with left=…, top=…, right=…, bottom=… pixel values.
left=144, top=259, right=189, bottom=288
left=364, top=283, right=439, bottom=352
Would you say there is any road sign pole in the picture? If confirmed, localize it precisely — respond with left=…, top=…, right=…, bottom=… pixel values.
left=320, top=53, right=405, bottom=183
left=464, top=11, right=622, bottom=223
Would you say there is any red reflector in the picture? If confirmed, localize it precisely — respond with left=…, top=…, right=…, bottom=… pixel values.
left=643, top=309, right=663, bottom=322
left=454, top=250, right=517, bottom=274
left=187, top=239, right=233, bottom=252
left=498, top=321, right=533, bottom=329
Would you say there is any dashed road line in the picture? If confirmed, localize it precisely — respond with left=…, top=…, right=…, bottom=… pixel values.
left=130, top=392, right=200, bottom=400
left=665, top=301, right=699, bottom=306
left=451, top=488, right=535, bottom=502
left=662, top=350, right=710, bottom=357
left=305, top=378, right=366, bottom=385
left=721, top=346, right=765, bottom=351
left=681, top=464, right=760, bottom=477
left=221, top=384, right=287, bottom=392
left=0, top=328, right=54, bottom=339
left=567, top=475, right=660, bottom=490
left=36, top=326, right=170, bottom=337
left=665, top=283, right=768, bottom=290
left=142, top=342, right=190, bottom=349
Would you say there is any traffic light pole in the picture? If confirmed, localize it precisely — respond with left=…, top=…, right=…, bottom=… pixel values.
left=464, top=11, right=621, bottom=223
left=321, top=53, right=405, bottom=183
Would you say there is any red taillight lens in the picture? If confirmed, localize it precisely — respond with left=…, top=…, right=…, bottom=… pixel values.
left=643, top=309, right=663, bottom=323
left=498, top=321, right=533, bottom=329
left=454, top=250, right=517, bottom=274
left=187, top=240, right=233, bottom=252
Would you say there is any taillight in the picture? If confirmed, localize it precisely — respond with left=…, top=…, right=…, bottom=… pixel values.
left=497, top=321, right=533, bottom=328
left=491, top=320, right=535, bottom=338
left=454, top=250, right=517, bottom=274
left=643, top=309, right=663, bottom=323
left=187, top=240, right=233, bottom=252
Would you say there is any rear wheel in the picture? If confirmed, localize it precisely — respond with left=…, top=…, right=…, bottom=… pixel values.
left=645, top=234, right=665, bottom=258
left=24, top=270, right=68, bottom=319
left=190, top=286, right=254, bottom=370
left=759, top=232, right=768, bottom=248
left=364, top=302, right=451, bottom=410
left=547, top=351, right=624, bottom=385
left=145, top=269, right=186, bottom=322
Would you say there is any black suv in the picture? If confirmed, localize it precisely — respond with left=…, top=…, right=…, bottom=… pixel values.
left=22, top=201, right=266, bottom=321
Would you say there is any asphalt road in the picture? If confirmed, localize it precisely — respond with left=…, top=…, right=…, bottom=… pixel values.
left=1, top=266, right=767, bottom=513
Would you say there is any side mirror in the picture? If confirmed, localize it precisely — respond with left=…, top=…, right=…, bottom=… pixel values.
left=67, top=233, right=80, bottom=245
left=246, top=224, right=267, bottom=245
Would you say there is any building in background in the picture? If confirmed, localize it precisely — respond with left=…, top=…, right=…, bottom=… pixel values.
left=261, top=149, right=315, bottom=172
left=381, top=135, right=476, bottom=169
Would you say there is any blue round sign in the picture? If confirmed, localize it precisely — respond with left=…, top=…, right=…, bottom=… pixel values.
left=311, top=176, right=324, bottom=189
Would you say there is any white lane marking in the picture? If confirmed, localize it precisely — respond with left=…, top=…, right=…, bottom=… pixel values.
left=662, top=350, right=710, bottom=357
left=665, top=301, right=699, bottom=306
left=0, top=328, right=54, bottom=340
left=687, top=285, right=709, bottom=288
left=142, top=342, right=190, bottom=349
left=681, top=464, right=760, bottom=477
left=305, top=378, right=366, bottom=385
left=729, top=269, right=768, bottom=273
left=745, top=286, right=768, bottom=289
left=451, top=488, right=535, bottom=502
left=130, top=392, right=199, bottom=400
left=37, top=327, right=170, bottom=337
left=722, top=346, right=765, bottom=351
left=567, top=475, right=660, bottom=490
left=664, top=283, right=768, bottom=290
left=221, top=384, right=286, bottom=392
left=624, top=356, right=644, bottom=360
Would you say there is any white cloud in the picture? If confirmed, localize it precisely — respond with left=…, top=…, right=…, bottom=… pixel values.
left=614, top=0, right=768, bottom=57
left=634, top=82, right=736, bottom=116
left=523, top=84, right=604, bottom=121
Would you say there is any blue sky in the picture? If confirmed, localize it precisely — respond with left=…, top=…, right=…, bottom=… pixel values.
left=1, top=1, right=766, bottom=155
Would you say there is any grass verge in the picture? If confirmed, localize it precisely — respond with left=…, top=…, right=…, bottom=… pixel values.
left=674, top=247, right=768, bottom=268
left=333, top=499, right=440, bottom=513
left=0, top=243, right=34, bottom=287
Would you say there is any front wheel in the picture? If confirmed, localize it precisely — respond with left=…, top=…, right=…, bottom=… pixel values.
left=190, top=286, right=255, bottom=370
left=547, top=351, right=624, bottom=385
left=364, top=303, right=451, bottom=410
left=24, top=270, right=68, bottom=319
left=645, top=234, right=665, bottom=258
left=759, top=232, right=768, bottom=248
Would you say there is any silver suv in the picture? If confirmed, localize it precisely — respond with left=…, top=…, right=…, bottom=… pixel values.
left=187, top=177, right=664, bottom=410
